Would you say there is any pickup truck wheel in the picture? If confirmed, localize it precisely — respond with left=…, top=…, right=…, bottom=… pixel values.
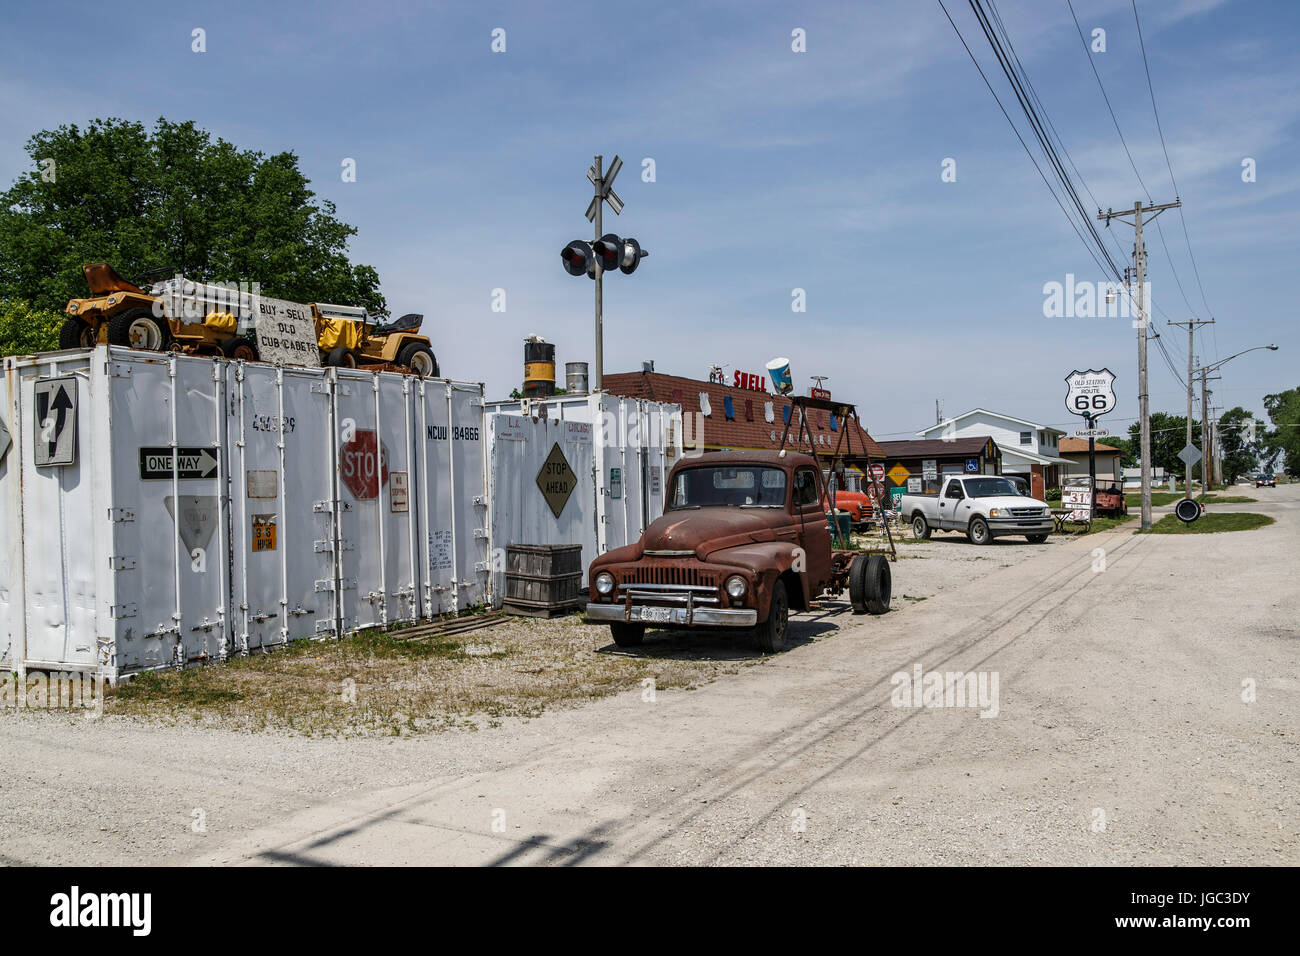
left=967, top=516, right=991, bottom=546
left=753, top=579, right=789, bottom=654
left=911, top=513, right=931, bottom=540
left=862, top=554, right=891, bottom=614
left=609, top=622, right=645, bottom=647
left=1027, top=534, right=1048, bottom=544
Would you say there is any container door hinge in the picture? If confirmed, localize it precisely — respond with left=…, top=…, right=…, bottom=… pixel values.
left=314, top=539, right=333, bottom=553
left=315, top=500, right=353, bottom=514
left=289, top=605, right=315, bottom=617
left=473, top=528, right=488, bottom=538
left=314, top=620, right=337, bottom=636
left=190, top=618, right=219, bottom=632
left=474, top=561, right=490, bottom=572
left=110, top=602, right=137, bottom=619
left=110, top=508, right=135, bottom=522
left=109, top=555, right=136, bottom=571
left=472, top=495, right=487, bottom=507
left=250, top=610, right=278, bottom=623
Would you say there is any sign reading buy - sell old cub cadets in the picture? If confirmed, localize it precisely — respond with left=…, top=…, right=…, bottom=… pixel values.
left=254, top=296, right=321, bottom=369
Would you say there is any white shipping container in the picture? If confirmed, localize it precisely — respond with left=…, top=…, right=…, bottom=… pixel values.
left=484, top=393, right=681, bottom=601
left=0, top=347, right=488, bottom=680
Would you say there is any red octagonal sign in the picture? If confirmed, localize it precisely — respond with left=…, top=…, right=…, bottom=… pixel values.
left=340, top=429, right=389, bottom=499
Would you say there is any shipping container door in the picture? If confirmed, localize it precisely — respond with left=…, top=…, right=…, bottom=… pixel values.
left=334, top=369, right=418, bottom=631
left=103, top=352, right=226, bottom=670
left=13, top=356, right=102, bottom=670
left=229, top=362, right=336, bottom=650
left=415, top=381, right=488, bottom=616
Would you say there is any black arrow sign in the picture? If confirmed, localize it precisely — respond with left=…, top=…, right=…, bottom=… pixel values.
left=48, top=385, right=72, bottom=458
left=139, top=447, right=220, bottom=480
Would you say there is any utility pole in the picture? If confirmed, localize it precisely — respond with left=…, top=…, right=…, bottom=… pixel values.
left=1169, top=317, right=1213, bottom=499
left=1194, top=366, right=1219, bottom=494
left=1098, top=199, right=1181, bottom=530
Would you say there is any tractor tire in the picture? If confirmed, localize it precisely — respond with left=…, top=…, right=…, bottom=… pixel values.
left=967, top=516, right=991, bottom=546
left=911, top=513, right=931, bottom=540
left=860, top=554, right=891, bottom=614
left=59, top=318, right=97, bottom=350
left=397, top=342, right=439, bottom=378
left=107, top=307, right=169, bottom=351
left=609, top=622, right=645, bottom=647
left=327, top=347, right=358, bottom=369
left=752, top=579, right=789, bottom=654
left=221, top=337, right=259, bottom=362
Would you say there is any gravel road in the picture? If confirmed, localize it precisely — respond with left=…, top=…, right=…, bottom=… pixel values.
left=2, top=486, right=1295, bottom=866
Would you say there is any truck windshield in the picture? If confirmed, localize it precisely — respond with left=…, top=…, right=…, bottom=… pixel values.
left=963, top=477, right=1021, bottom=498
left=668, top=465, right=788, bottom=509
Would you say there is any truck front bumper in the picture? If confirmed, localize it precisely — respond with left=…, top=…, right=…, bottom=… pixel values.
left=988, top=518, right=1054, bottom=535
left=586, top=603, right=758, bottom=628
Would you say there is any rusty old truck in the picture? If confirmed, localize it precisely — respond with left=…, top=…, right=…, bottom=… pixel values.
left=586, top=451, right=892, bottom=653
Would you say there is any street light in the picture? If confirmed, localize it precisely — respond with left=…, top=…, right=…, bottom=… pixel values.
left=1194, top=345, right=1279, bottom=489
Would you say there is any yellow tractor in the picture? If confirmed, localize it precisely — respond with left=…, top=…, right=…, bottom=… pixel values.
left=63, top=263, right=439, bottom=377
left=313, top=303, right=439, bottom=377
left=61, top=262, right=257, bottom=359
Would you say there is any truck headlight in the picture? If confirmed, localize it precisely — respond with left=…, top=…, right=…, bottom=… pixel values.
left=725, top=575, right=747, bottom=599
left=989, top=508, right=1001, bottom=517
left=67, top=302, right=79, bottom=313
left=595, top=572, right=615, bottom=595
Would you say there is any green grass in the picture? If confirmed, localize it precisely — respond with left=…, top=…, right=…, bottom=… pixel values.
left=1196, top=494, right=1256, bottom=504
left=1125, top=492, right=1184, bottom=507
left=1141, top=512, right=1275, bottom=534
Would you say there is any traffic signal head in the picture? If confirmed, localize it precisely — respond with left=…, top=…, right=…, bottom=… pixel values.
left=561, top=240, right=594, bottom=277
left=619, top=237, right=648, bottom=275
left=593, top=234, right=622, bottom=272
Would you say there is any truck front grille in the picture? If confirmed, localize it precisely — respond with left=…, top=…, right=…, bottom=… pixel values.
left=629, top=565, right=720, bottom=590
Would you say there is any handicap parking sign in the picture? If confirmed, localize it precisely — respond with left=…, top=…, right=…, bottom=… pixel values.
left=965, top=458, right=979, bottom=473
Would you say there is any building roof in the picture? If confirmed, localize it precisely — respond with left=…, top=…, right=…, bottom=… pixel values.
left=602, top=370, right=884, bottom=457
left=1058, top=437, right=1122, bottom=454
left=875, top=437, right=997, bottom=458
left=997, top=443, right=1075, bottom=467
left=917, top=407, right=1067, bottom=438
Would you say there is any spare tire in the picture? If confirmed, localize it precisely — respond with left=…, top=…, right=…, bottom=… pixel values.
left=861, top=554, right=891, bottom=615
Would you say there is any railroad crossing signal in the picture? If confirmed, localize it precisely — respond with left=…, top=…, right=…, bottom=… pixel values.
left=561, top=154, right=649, bottom=391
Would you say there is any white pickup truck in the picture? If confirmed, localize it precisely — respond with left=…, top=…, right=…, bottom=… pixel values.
left=900, top=475, right=1053, bottom=545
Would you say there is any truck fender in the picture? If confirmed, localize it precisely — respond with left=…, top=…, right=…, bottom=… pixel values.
left=707, top=542, right=810, bottom=614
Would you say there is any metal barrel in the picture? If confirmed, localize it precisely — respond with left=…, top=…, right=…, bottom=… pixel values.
left=565, top=361, right=589, bottom=396
left=523, top=339, right=555, bottom=398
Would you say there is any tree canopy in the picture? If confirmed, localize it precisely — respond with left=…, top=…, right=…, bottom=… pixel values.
left=0, top=117, right=385, bottom=317
left=1263, top=387, right=1300, bottom=475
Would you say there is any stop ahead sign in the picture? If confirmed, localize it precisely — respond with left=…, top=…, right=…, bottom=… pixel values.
left=340, top=429, right=388, bottom=499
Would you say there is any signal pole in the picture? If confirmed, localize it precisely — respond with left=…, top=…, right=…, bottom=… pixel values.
left=1098, top=198, right=1181, bottom=530
left=585, top=154, right=624, bottom=393
left=1169, top=317, right=1213, bottom=499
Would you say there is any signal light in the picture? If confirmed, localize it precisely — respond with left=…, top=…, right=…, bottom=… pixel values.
left=618, top=237, right=647, bottom=274
left=593, top=234, right=622, bottom=272
left=561, top=240, right=594, bottom=277
left=562, top=235, right=648, bottom=278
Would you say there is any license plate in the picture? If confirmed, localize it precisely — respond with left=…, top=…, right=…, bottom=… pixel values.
left=640, top=606, right=673, bottom=623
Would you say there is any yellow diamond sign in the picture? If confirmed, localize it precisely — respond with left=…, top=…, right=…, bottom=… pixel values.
left=537, top=442, right=578, bottom=518
left=887, top=463, right=911, bottom=486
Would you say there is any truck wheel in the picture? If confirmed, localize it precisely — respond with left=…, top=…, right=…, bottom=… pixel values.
left=968, top=516, right=991, bottom=545
left=397, top=342, right=439, bottom=378
left=327, top=347, right=357, bottom=369
left=107, top=307, right=169, bottom=351
left=849, top=554, right=871, bottom=613
left=859, top=555, right=891, bottom=614
left=609, top=622, right=645, bottom=647
left=221, top=337, right=259, bottom=362
left=59, top=317, right=96, bottom=349
left=911, top=513, right=931, bottom=540
left=753, top=579, right=789, bottom=654
left=1027, top=534, right=1048, bottom=544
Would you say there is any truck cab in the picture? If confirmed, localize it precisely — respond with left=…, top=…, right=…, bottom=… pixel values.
left=900, top=475, right=1053, bottom=545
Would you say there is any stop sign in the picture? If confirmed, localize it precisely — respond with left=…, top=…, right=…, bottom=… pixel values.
left=339, top=429, right=388, bottom=499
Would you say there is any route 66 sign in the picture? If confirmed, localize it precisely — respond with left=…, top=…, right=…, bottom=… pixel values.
left=1065, top=368, right=1116, bottom=418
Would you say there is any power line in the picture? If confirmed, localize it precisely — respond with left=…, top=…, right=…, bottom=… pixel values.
left=1131, top=0, right=1220, bottom=362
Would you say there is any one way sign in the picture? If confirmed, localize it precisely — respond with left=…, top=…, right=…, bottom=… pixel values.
left=139, top=446, right=219, bottom=480
left=33, top=377, right=77, bottom=467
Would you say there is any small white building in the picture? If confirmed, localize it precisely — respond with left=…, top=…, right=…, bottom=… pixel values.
left=917, top=408, right=1073, bottom=500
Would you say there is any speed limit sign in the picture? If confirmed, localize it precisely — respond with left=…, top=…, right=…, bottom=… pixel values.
left=1065, top=369, right=1116, bottom=418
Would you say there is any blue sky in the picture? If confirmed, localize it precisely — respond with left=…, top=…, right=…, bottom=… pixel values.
left=2, top=0, right=1296, bottom=438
